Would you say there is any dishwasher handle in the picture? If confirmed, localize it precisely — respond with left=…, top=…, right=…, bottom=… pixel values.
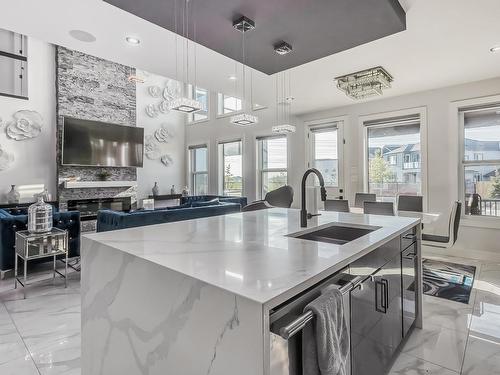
left=278, top=276, right=363, bottom=340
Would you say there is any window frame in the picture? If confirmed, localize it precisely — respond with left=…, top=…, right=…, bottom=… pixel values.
left=187, top=85, right=210, bottom=124
left=360, top=107, right=428, bottom=210
left=256, top=135, right=288, bottom=200
left=458, top=100, right=500, bottom=221
left=218, top=139, right=244, bottom=197
left=216, top=93, right=243, bottom=118
left=188, top=143, right=209, bottom=195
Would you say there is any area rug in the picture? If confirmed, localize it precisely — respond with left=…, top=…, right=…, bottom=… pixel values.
left=420, top=259, right=476, bottom=304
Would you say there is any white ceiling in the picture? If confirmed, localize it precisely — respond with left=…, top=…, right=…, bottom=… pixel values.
left=1, top=0, right=500, bottom=115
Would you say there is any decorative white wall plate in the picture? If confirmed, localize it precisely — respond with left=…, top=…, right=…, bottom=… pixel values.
left=160, top=154, right=173, bottom=166
left=6, top=110, right=43, bottom=141
left=144, top=135, right=161, bottom=160
left=154, top=124, right=174, bottom=143
left=148, top=85, right=161, bottom=98
left=145, top=104, right=159, bottom=118
left=0, top=144, right=14, bottom=170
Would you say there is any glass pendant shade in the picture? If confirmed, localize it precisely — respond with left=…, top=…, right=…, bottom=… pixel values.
left=230, top=113, right=258, bottom=126
left=170, top=97, right=203, bottom=113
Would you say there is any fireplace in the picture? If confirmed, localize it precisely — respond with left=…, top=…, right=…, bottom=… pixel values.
left=67, top=197, right=132, bottom=220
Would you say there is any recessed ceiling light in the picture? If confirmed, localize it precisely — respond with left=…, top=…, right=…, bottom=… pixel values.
left=69, top=30, right=96, bottom=43
left=490, top=45, right=500, bottom=53
left=126, top=36, right=141, bottom=45
left=228, top=75, right=237, bottom=80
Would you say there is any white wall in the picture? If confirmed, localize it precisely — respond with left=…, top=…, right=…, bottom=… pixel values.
left=136, top=70, right=186, bottom=200
left=298, top=77, right=500, bottom=256
left=0, top=38, right=56, bottom=201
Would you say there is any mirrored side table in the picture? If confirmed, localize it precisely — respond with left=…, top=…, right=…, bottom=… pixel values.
left=15, top=228, right=68, bottom=294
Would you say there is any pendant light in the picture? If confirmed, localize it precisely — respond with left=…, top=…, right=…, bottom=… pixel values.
left=170, top=0, right=203, bottom=113
left=230, top=16, right=258, bottom=126
left=272, top=69, right=296, bottom=134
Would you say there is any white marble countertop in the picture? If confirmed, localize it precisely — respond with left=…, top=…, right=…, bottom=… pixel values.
left=83, top=208, right=419, bottom=306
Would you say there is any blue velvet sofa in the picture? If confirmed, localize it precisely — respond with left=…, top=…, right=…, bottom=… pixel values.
left=0, top=207, right=81, bottom=273
left=97, top=198, right=244, bottom=232
left=180, top=195, right=247, bottom=208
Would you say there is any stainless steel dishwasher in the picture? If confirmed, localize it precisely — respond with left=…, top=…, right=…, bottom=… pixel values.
left=269, top=270, right=363, bottom=375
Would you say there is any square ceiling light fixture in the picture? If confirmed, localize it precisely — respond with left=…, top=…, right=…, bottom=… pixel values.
left=233, top=16, right=255, bottom=32
left=274, top=41, right=293, bottom=55
left=169, top=97, right=203, bottom=113
left=230, top=113, right=259, bottom=126
left=335, top=66, right=393, bottom=100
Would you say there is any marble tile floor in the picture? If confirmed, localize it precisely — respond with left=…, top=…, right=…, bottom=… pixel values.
left=1, top=256, right=499, bottom=375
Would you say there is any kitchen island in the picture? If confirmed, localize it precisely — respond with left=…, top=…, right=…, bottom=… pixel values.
left=81, top=208, right=422, bottom=375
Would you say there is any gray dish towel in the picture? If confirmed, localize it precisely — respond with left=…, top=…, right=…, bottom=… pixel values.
left=302, top=286, right=350, bottom=375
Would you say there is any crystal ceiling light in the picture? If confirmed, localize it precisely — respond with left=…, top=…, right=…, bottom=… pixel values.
left=274, top=41, right=293, bottom=56
left=335, top=66, right=393, bottom=100
left=272, top=124, right=296, bottom=133
left=230, top=113, right=259, bottom=126
left=171, top=0, right=203, bottom=114
left=230, top=15, right=258, bottom=126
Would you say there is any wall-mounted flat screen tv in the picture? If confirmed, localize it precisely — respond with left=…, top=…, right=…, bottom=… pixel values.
left=62, top=117, right=144, bottom=168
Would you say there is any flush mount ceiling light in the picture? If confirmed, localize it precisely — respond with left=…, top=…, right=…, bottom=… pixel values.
left=230, top=15, right=258, bottom=126
left=230, top=113, right=259, bottom=126
left=490, top=45, right=500, bottom=53
left=125, top=36, right=141, bottom=45
left=272, top=124, right=296, bottom=134
left=274, top=41, right=293, bottom=56
left=228, top=75, right=237, bottom=80
left=233, top=16, right=255, bottom=33
left=335, top=66, right=393, bottom=100
left=69, top=30, right=96, bottom=43
left=169, top=97, right=203, bottom=113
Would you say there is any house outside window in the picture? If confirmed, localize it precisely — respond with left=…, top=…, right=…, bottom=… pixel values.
left=188, top=85, right=209, bottom=123
left=218, top=140, right=243, bottom=196
left=461, top=106, right=500, bottom=217
left=365, top=113, right=423, bottom=202
left=217, top=93, right=242, bottom=116
left=189, top=144, right=208, bottom=195
left=257, top=136, right=287, bottom=198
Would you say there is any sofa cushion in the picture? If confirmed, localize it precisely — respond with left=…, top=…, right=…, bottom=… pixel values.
left=167, top=203, right=192, bottom=210
left=191, top=198, right=220, bottom=207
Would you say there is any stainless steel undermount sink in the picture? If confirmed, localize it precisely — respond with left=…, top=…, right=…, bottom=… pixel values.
left=288, top=223, right=381, bottom=245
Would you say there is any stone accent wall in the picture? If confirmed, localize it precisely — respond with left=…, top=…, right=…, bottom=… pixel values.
left=56, top=46, right=137, bottom=202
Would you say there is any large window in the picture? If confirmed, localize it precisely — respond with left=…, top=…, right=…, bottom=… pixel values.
left=188, top=85, right=209, bottom=123
left=218, top=140, right=243, bottom=196
left=257, top=136, right=287, bottom=198
left=365, top=115, right=422, bottom=202
left=461, top=107, right=500, bottom=217
left=189, top=144, right=208, bottom=195
left=217, top=93, right=242, bottom=116
left=310, top=126, right=339, bottom=187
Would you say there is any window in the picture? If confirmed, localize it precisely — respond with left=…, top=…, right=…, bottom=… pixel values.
left=310, top=126, right=339, bottom=186
left=0, top=28, right=28, bottom=99
left=217, top=93, right=242, bottom=116
left=257, top=136, right=287, bottom=198
left=365, top=115, right=422, bottom=202
left=461, top=107, right=500, bottom=217
left=218, top=140, right=243, bottom=196
left=189, top=145, right=208, bottom=195
left=188, top=85, right=209, bottom=123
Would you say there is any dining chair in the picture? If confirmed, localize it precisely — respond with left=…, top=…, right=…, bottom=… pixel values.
left=397, top=195, right=423, bottom=212
left=324, top=199, right=350, bottom=213
left=264, top=185, right=294, bottom=208
left=422, top=201, right=462, bottom=248
left=363, top=201, right=395, bottom=216
left=241, top=201, right=274, bottom=212
left=354, top=193, right=376, bottom=208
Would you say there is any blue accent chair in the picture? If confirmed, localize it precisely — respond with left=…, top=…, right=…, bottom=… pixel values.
left=0, top=208, right=81, bottom=273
